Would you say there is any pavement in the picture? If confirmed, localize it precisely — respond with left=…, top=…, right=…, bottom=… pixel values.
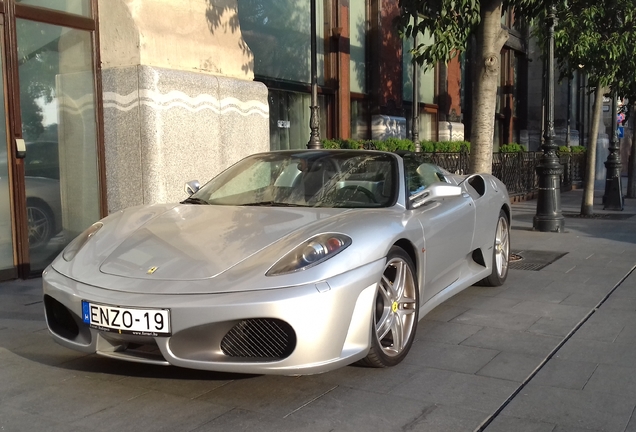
left=2, top=187, right=636, bottom=432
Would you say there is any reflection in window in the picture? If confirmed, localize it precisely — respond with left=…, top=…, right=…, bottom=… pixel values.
left=350, top=0, right=367, bottom=94
left=403, top=25, right=435, bottom=105
left=17, top=19, right=100, bottom=272
left=268, top=90, right=327, bottom=151
left=16, top=0, right=91, bottom=17
left=238, top=0, right=325, bottom=85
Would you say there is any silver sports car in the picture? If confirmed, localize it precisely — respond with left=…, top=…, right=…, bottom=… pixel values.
left=43, top=150, right=511, bottom=375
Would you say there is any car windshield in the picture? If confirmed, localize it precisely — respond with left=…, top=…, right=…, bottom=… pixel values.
left=189, top=151, right=398, bottom=208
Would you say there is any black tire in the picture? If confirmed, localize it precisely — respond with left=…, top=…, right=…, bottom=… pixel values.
left=359, top=246, right=419, bottom=367
left=26, top=199, right=54, bottom=249
left=480, top=209, right=510, bottom=287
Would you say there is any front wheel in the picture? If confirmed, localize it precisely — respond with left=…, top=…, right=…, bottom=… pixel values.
left=359, top=246, right=419, bottom=368
left=480, top=209, right=510, bottom=287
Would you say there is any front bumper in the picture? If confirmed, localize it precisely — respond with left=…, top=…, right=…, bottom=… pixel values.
left=42, top=260, right=383, bottom=375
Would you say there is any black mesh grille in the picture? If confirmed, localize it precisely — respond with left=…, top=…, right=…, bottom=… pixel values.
left=221, top=318, right=296, bottom=359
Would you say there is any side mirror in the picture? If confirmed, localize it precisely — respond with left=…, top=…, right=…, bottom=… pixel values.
left=410, top=182, right=462, bottom=209
left=184, top=180, right=200, bottom=196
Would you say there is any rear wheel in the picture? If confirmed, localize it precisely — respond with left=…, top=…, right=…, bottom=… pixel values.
left=27, top=199, right=54, bottom=249
left=480, top=209, right=510, bottom=287
left=359, top=246, right=419, bottom=367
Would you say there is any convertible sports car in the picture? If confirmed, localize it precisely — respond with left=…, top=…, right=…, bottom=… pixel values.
left=43, top=149, right=511, bottom=375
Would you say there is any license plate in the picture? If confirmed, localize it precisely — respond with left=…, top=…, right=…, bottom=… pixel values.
left=81, top=301, right=171, bottom=336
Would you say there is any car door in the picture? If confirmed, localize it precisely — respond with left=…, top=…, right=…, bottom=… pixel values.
left=406, top=162, right=476, bottom=303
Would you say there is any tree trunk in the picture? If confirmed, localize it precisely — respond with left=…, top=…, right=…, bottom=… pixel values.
left=628, top=103, right=636, bottom=197
left=581, top=85, right=603, bottom=215
left=468, top=0, right=508, bottom=174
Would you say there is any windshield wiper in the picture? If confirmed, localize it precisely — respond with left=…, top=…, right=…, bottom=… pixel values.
left=180, top=197, right=210, bottom=205
left=241, top=201, right=308, bottom=207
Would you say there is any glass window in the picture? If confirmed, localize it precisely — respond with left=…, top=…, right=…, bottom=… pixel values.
left=403, top=25, right=435, bottom=104
left=238, top=0, right=325, bottom=85
left=350, top=98, right=369, bottom=140
left=268, top=89, right=327, bottom=151
left=350, top=0, right=366, bottom=94
left=18, top=19, right=100, bottom=272
left=16, top=0, right=92, bottom=17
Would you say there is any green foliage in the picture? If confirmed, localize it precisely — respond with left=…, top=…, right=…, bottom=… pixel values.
left=571, top=145, right=586, bottom=154
left=320, top=139, right=471, bottom=153
left=499, top=143, right=526, bottom=152
left=558, top=145, right=570, bottom=153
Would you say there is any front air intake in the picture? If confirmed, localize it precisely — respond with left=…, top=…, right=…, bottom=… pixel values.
left=221, top=318, right=296, bottom=359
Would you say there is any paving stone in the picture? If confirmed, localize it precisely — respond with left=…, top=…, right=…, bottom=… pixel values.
left=510, top=301, right=589, bottom=321
left=191, top=408, right=319, bottom=432
left=5, top=375, right=149, bottom=424
left=614, top=323, right=636, bottom=345
left=485, top=415, right=556, bottom=432
left=526, top=316, right=581, bottom=337
left=531, top=358, right=598, bottom=390
left=602, top=295, right=636, bottom=311
left=461, top=327, right=561, bottom=358
left=494, top=286, right=571, bottom=303
left=501, top=383, right=634, bottom=432
left=389, top=367, right=518, bottom=413
left=422, top=304, right=469, bottom=322
left=476, top=351, right=544, bottom=383
left=583, top=363, right=636, bottom=398
left=195, top=375, right=340, bottom=418
left=451, top=309, right=540, bottom=332
left=0, top=405, right=86, bottom=432
left=557, top=337, right=636, bottom=368
left=386, top=404, right=489, bottom=432
left=286, top=386, right=445, bottom=432
left=570, top=309, right=631, bottom=343
left=544, top=281, right=610, bottom=296
left=444, top=292, right=521, bottom=311
left=560, top=291, right=604, bottom=308
left=71, top=390, right=231, bottom=432
left=415, top=320, right=483, bottom=345
left=404, top=341, right=499, bottom=374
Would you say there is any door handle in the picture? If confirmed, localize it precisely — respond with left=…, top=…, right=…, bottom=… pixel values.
left=15, top=139, right=26, bottom=159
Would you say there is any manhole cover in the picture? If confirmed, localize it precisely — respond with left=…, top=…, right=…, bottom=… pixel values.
left=563, top=212, right=635, bottom=220
left=509, top=250, right=567, bottom=271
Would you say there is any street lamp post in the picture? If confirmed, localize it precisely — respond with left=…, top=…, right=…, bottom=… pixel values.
left=603, top=92, right=624, bottom=210
left=307, top=0, right=321, bottom=149
left=411, top=14, right=421, bottom=152
left=533, top=3, right=565, bottom=232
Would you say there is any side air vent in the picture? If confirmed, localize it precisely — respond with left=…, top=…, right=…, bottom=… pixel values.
left=221, top=318, right=296, bottom=360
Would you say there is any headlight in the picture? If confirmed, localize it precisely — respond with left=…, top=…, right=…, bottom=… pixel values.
left=266, top=233, right=352, bottom=276
left=62, top=222, right=103, bottom=262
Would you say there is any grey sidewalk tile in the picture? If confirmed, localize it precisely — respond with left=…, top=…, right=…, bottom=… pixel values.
left=461, top=327, right=561, bottom=358
left=623, top=407, right=636, bottom=432
left=556, top=338, right=636, bottom=368
left=501, top=383, right=634, bottom=432
left=494, top=286, right=571, bottom=303
left=544, top=281, right=609, bottom=296
left=0, top=317, right=47, bottom=331
left=614, top=322, right=636, bottom=345
left=570, top=310, right=631, bottom=343
left=610, top=284, right=636, bottom=299
left=0, top=406, right=86, bottom=432
left=415, top=320, right=483, bottom=345
left=527, top=316, right=582, bottom=337
left=531, top=358, right=598, bottom=390
left=510, top=301, right=590, bottom=321
left=71, top=390, right=231, bottom=432
left=443, top=292, right=522, bottom=311
left=8, top=336, right=88, bottom=366
left=476, top=351, right=544, bottom=383
left=0, top=326, right=54, bottom=350
left=602, top=295, right=636, bottom=311
left=451, top=309, right=540, bottom=332
left=195, top=375, right=339, bottom=418
left=386, top=404, right=489, bottom=432
left=191, top=408, right=318, bottom=432
left=423, top=304, right=469, bottom=322
left=485, top=415, right=556, bottom=432
left=285, top=386, right=445, bottom=432
left=403, top=341, right=499, bottom=374
left=5, top=375, right=149, bottom=424
left=303, top=361, right=421, bottom=394
left=389, top=367, right=519, bottom=413
left=583, top=363, right=636, bottom=398
left=560, top=291, right=605, bottom=308
left=457, top=283, right=512, bottom=297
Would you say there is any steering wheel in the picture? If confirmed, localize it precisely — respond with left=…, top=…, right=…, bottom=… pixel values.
left=336, top=185, right=377, bottom=203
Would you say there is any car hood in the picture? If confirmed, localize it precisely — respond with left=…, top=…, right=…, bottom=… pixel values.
left=97, top=204, right=351, bottom=281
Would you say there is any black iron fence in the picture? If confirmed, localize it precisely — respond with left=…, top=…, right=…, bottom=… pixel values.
left=420, top=151, right=586, bottom=198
